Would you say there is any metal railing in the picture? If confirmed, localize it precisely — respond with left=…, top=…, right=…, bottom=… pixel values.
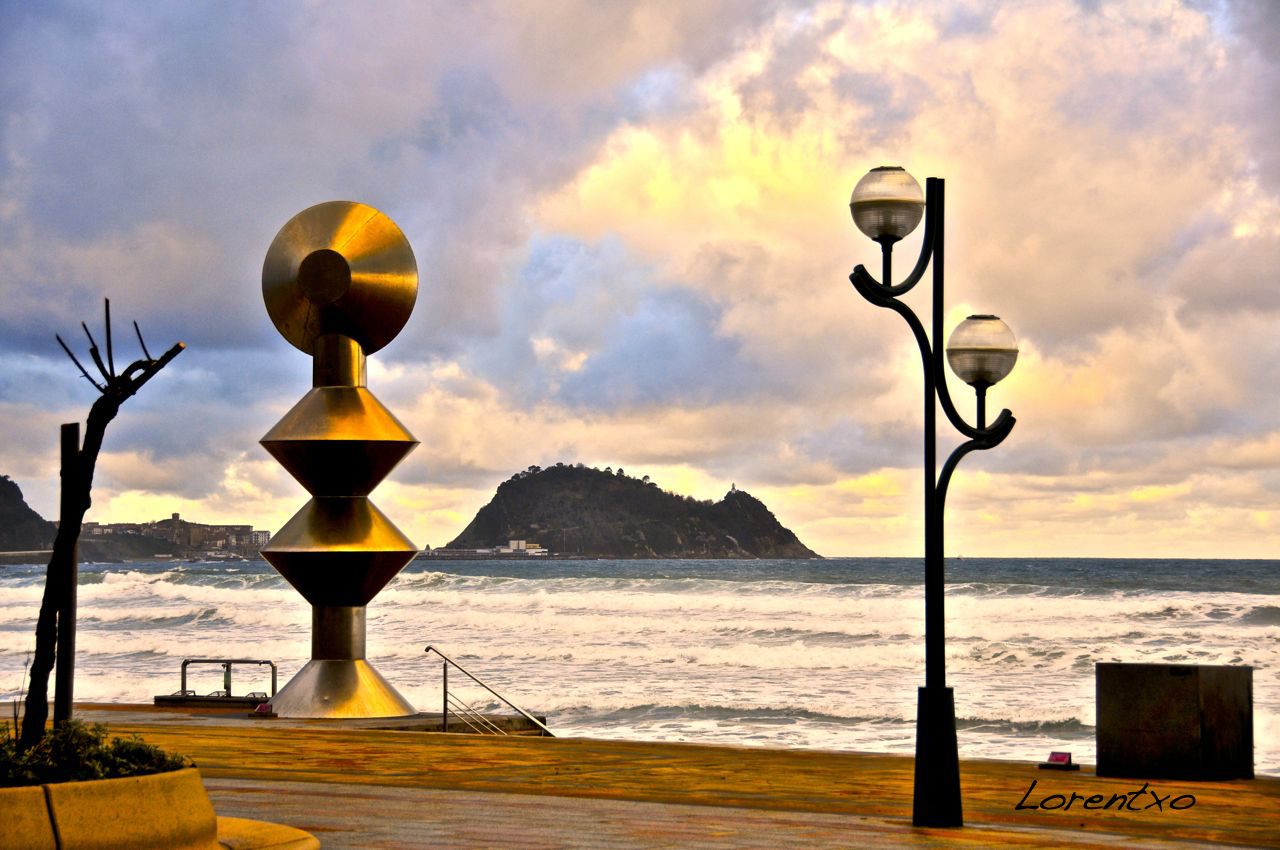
left=177, top=658, right=277, bottom=698
left=424, top=645, right=553, bottom=737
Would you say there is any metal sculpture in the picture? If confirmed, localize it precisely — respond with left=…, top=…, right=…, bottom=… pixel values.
left=847, top=169, right=1017, bottom=827
left=259, top=201, right=420, bottom=718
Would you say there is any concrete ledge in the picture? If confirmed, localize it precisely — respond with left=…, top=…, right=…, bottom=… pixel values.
left=0, top=784, right=57, bottom=850
left=0, top=768, right=317, bottom=850
left=45, top=767, right=219, bottom=849
left=216, top=816, right=319, bottom=850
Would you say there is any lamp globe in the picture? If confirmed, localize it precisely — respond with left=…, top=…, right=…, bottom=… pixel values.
left=849, top=166, right=925, bottom=243
left=946, top=314, right=1018, bottom=386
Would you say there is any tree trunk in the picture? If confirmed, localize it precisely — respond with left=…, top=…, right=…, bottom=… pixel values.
left=19, top=399, right=118, bottom=750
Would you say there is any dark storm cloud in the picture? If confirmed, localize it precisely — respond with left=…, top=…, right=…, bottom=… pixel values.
left=555, top=288, right=748, bottom=410
left=0, top=0, right=799, bottom=514
left=736, top=12, right=844, bottom=123
left=1226, top=0, right=1280, bottom=192
left=0, top=0, right=790, bottom=365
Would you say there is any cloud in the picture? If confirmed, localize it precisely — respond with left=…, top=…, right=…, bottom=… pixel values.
left=1, top=0, right=1279, bottom=557
left=1226, top=0, right=1280, bottom=192
left=554, top=288, right=748, bottom=409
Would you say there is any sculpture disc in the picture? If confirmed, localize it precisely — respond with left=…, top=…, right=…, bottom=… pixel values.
left=263, top=201, right=418, bottom=354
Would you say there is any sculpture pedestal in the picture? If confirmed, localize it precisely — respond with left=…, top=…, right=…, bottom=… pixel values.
left=269, top=605, right=415, bottom=719
left=269, top=659, right=415, bottom=718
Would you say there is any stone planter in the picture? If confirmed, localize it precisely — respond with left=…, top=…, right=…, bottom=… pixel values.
left=0, top=767, right=317, bottom=850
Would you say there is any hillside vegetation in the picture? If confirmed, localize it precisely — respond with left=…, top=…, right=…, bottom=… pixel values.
left=446, top=464, right=818, bottom=558
left=0, top=475, right=54, bottom=551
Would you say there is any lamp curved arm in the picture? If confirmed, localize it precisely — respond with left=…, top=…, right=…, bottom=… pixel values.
left=850, top=250, right=929, bottom=297
left=849, top=182, right=936, bottom=297
left=850, top=272, right=933, bottom=380
left=850, top=175, right=1014, bottom=445
left=936, top=415, right=1015, bottom=512
left=938, top=389, right=1015, bottom=440
left=932, top=339, right=1012, bottom=439
left=850, top=271, right=1015, bottom=442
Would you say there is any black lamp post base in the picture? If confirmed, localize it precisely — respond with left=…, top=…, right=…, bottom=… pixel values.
left=912, top=685, right=963, bottom=827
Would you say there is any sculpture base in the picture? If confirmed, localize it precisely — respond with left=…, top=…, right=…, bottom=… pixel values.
left=269, top=659, right=416, bottom=718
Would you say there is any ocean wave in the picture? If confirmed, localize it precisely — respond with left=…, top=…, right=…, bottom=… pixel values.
left=947, top=582, right=1092, bottom=598
left=381, top=640, right=925, bottom=671
left=956, top=716, right=1092, bottom=736
left=77, top=606, right=231, bottom=629
left=1240, top=605, right=1280, bottom=626
left=390, top=572, right=913, bottom=600
left=717, top=627, right=892, bottom=646
left=0, top=585, right=47, bottom=603
left=520, top=702, right=1093, bottom=739
left=394, top=572, right=1151, bottom=601
left=548, top=702, right=912, bottom=727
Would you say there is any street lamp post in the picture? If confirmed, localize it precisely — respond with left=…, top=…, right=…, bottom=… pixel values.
left=847, top=167, right=1019, bottom=828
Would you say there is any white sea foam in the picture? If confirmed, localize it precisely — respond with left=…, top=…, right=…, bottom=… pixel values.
left=1, top=559, right=1275, bottom=774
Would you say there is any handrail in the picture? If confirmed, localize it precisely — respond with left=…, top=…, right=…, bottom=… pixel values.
left=446, top=704, right=488, bottom=735
left=424, top=645, right=554, bottom=737
left=447, top=694, right=506, bottom=736
left=452, top=699, right=505, bottom=735
left=180, top=658, right=277, bottom=698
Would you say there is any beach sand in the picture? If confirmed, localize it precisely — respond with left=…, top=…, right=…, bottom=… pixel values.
left=77, top=703, right=1278, bottom=848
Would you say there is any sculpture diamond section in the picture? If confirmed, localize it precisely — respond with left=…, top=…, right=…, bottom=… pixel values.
left=261, top=387, right=417, bottom=496
left=259, top=201, right=420, bottom=718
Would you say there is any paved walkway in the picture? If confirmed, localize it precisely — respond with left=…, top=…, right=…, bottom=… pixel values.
left=204, top=777, right=1232, bottom=849
left=79, top=705, right=1278, bottom=848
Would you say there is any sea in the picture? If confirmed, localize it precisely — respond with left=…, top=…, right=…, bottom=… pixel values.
left=0, top=557, right=1275, bottom=775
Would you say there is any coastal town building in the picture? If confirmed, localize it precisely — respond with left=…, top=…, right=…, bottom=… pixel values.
left=82, top=512, right=272, bottom=557
left=495, top=539, right=548, bottom=555
left=425, top=539, right=550, bottom=558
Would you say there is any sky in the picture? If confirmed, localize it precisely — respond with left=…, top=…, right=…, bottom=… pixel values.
left=2, top=0, right=1279, bottom=558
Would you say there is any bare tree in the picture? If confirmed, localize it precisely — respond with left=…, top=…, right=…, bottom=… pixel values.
left=19, top=300, right=183, bottom=750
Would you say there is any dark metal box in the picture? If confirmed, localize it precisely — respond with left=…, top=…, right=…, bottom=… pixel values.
left=1096, top=663, right=1253, bottom=779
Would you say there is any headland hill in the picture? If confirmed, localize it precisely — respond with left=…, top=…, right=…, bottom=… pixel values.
left=436, top=463, right=819, bottom=559
left=1, top=464, right=818, bottom=561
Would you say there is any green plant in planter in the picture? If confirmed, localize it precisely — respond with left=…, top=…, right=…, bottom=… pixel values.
left=1, top=720, right=187, bottom=787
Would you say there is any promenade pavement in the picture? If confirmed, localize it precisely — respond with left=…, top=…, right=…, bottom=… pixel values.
left=79, top=704, right=1278, bottom=849
left=204, top=776, right=1245, bottom=849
